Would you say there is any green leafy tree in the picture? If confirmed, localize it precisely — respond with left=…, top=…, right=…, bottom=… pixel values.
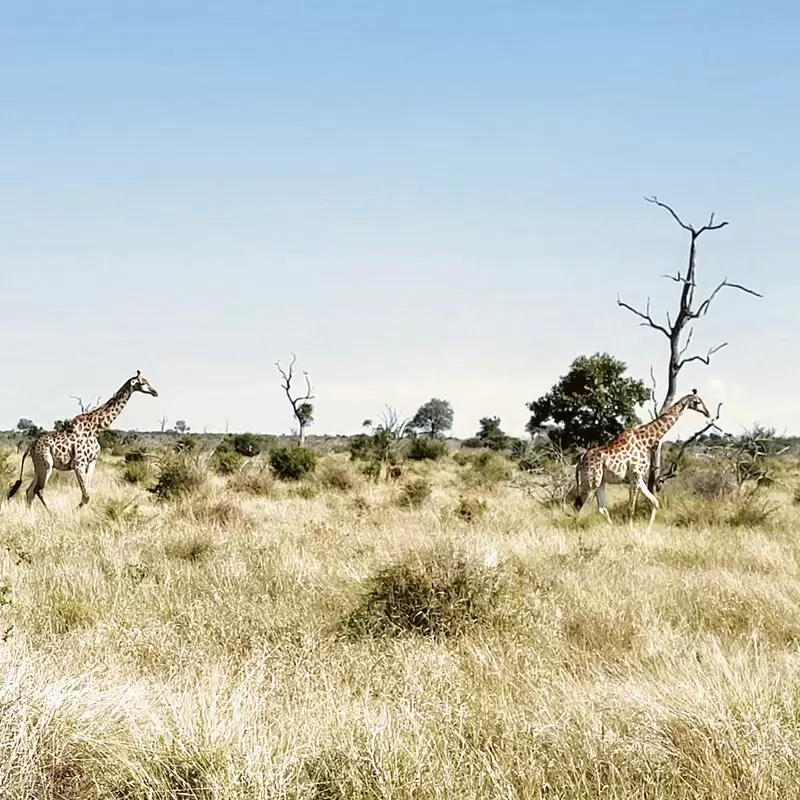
left=53, top=419, right=75, bottom=433
left=408, top=398, right=454, bottom=439
left=16, top=418, right=43, bottom=439
left=526, top=352, right=649, bottom=451
left=474, top=416, right=509, bottom=451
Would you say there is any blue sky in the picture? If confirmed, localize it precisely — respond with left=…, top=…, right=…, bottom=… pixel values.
left=1, top=1, right=797, bottom=439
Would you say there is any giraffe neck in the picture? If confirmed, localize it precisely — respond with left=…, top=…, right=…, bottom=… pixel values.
left=634, top=397, right=690, bottom=445
left=80, top=381, right=134, bottom=432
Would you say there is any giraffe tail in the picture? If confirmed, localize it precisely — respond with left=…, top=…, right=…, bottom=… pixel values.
left=7, top=448, right=29, bottom=499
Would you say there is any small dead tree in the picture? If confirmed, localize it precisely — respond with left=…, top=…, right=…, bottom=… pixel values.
left=275, top=354, right=315, bottom=446
left=70, top=395, right=101, bottom=414
left=618, top=196, right=762, bottom=490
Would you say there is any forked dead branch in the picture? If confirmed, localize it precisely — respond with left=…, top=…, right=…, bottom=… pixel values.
left=617, top=196, right=763, bottom=489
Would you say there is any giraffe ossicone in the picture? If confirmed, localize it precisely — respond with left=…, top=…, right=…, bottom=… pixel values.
left=8, top=371, right=159, bottom=511
left=573, top=391, right=711, bottom=533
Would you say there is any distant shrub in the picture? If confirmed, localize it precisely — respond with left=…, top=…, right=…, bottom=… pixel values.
left=0, top=448, right=14, bottom=485
left=727, top=497, right=777, bottom=529
left=674, top=466, right=737, bottom=500
left=318, top=460, right=358, bottom=492
left=217, top=432, right=274, bottom=458
left=460, top=451, right=513, bottom=490
left=270, top=445, right=317, bottom=481
left=149, top=455, right=205, bottom=501
left=211, top=448, right=242, bottom=475
left=398, top=478, right=432, bottom=508
left=124, top=447, right=147, bottom=463
left=173, top=435, right=197, bottom=454
left=97, top=429, right=121, bottom=451
left=344, top=546, right=505, bottom=638
left=121, top=460, right=152, bottom=486
left=229, top=463, right=275, bottom=496
left=454, top=495, right=488, bottom=523
left=406, top=437, right=447, bottom=462
left=164, top=533, right=214, bottom=562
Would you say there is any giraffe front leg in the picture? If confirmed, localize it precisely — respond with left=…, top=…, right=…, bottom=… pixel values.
left=636, top=478, right=660, bottom=534
left=628, top=481, right=639, bottom=530
left=85, top=459, right=96, bottom=489
left=74, top=466, right=91, bottom=508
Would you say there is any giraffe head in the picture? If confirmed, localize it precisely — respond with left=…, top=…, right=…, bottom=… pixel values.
left=682, top=388, right=710, bottom=418
left=129, top=370, right=159, bottom=398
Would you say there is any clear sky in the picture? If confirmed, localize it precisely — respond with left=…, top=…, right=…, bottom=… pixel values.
left=2, top=1, right=797, bottom=440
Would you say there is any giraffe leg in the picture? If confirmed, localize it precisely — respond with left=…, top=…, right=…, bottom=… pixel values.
left=596, top=483, right=612, bottom=525
left=636, top=478, right=660, bottom=534
left=85, top=460, right=96, bottom=489
left=27, top=459, right=52, bottom=511
left=628, top=481, right=639, bottom=530
left=74, top=467, right=91, bottom=508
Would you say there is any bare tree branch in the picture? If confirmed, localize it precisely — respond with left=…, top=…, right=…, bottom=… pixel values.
left=70, top=395, right=101, bottom=414
left=616, top=295, right=671, bottom=338
left=677, top=342, right=728, bottom=370
left=275, top=353, right=315, bottom=445
left=621, top=195, right=761, bottom=490
left=690, top=278, right=764, bottom=320
left=659, top=402, right=724, bottom=485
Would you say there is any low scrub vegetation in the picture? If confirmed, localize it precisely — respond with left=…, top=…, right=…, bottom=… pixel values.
left=2, top=439, right=800, bottom=798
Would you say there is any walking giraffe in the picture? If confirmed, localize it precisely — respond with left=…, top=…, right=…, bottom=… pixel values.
left=574, top=389, right=711, bottom=532
left=8, top=371, right=158, bottom=510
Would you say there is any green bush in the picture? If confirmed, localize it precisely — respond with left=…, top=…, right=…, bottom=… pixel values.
left=344, top=547, right=505, bottom=638
left=0, top=448, right=14, bottom=485
left=269, top=446, right=317, bottom=481
left=211, top=448, right=242, bottom=475
left=218, top=432, right=274, bottom=458
left=398, top=478, right=432, bottom=508
left=97, top=429, right=121, bottom=451
left=149, top=455, right=205, bottom=501
left=318, top=460, right=358, bottom=492
left=406, top=437, right=447, bottom=461
left=173, top=435, right=197, bottom=453
left=121, top=460, right=152, bottom=486
left=460, top=451, right=513, bottom=490
left=228, top=463, right=275, bottom=496
left=454, top=495, right=488, bottom=523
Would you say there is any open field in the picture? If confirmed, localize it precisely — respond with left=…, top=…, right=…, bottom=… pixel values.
left=2, top=447, right=800, bottom=798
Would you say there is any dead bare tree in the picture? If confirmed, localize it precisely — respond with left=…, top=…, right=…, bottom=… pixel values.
left=618, top=196, right=762, bottom=490
left=275, top=354, right=315, bottom=446
left=70, top=395, right=101, bottom=414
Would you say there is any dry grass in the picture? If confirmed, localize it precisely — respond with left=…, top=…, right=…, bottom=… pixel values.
left=1, top=451, right=800, bottom=798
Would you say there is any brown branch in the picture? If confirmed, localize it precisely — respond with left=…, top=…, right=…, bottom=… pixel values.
left=275, top=354, right=315, bottom=419
left=690, top=278, right=764, bottom=320
left=660, top=401, right=724, bottom=484
left=645, top=196, right=693, bottom=232
left=70, top=395, right=101, bottom=414
left=616, top=295, right=670, bottom=338
left=677, top=342, right=728, bottom=370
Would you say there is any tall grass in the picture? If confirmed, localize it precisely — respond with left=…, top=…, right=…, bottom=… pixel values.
left=1, top=450, right=800, bottom=797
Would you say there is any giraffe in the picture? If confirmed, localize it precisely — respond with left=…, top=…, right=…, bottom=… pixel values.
left=573, top=389, right=711, bottom=532
left=8, top=371, right=158, bottom=510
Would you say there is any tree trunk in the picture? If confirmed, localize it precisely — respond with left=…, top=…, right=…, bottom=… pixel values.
left=299, top=425, right=306, bottom=447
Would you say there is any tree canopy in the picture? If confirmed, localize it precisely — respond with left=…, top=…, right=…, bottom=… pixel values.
left=408, top=398, right=454, bottom=439
left=526, top=352, right=649, bottom=451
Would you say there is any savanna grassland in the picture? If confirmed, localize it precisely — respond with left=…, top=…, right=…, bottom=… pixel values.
left=2, top=442, right=800, bottom=799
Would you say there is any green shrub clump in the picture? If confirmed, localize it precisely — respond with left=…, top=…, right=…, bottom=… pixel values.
left=345, top=547, right=505, bottom=639
left=269, top=445, right=317, bottom=481
left=149, top=455, right=205, bottom=500
left=406, top=437, right=447, bottom=461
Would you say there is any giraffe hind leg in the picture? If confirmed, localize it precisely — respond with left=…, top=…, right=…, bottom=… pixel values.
left=596, top=483, right=612, bottom=525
